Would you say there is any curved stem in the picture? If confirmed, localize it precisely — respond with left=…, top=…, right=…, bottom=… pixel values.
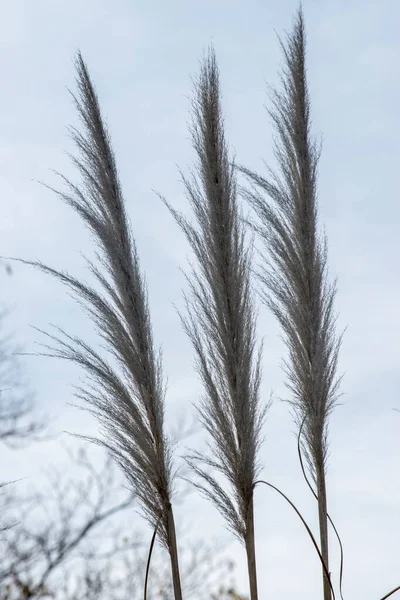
left=298, top=416, right=344, bottom=600
left=144, top=522, right=159, bottom=600
left=378, top=584, right=400, bottom=600
left=255, top=479, right=335, bottom=600
left=298, top=419, right=400, bottom=600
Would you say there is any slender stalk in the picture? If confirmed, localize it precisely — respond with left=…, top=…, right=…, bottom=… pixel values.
left=317, top=466, right=331, bottom=599
left=245, top=494, right=258, bottom=600
left=167, top=505, right=183, bottom=600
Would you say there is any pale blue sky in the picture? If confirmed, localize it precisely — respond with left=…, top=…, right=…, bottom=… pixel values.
left=1, top=0, right=400, bottom=598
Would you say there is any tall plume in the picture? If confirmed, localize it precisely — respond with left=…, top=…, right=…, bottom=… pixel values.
left=238, top=8, right=343, bottom=600
left=18, top=53, right=182, bottom=599
left=161, top=47, right=267, bottom=600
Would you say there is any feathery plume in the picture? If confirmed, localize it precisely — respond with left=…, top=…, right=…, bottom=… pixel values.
left=238, top=8, right=342, bottom=600
left=17, top=53, right=182, bottom=599
left=161, top=47, right=266, bottom=600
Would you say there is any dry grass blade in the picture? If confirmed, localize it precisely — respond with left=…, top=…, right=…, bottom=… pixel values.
left=297, top=417, right=344, bottom=600
left=378, top=585, right=400, bottom=600
left=255, top=479, right=335, bottom=600
left=160, top=47, right=267, bottom=600
left=144, top=522, right=159, bottom=600
left=238, top=7, right=343, bottom=600
left=11, top=52, right=182, bottom=598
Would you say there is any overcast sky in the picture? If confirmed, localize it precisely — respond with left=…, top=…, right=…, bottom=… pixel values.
left=1, top=0, right=400, bottom=598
